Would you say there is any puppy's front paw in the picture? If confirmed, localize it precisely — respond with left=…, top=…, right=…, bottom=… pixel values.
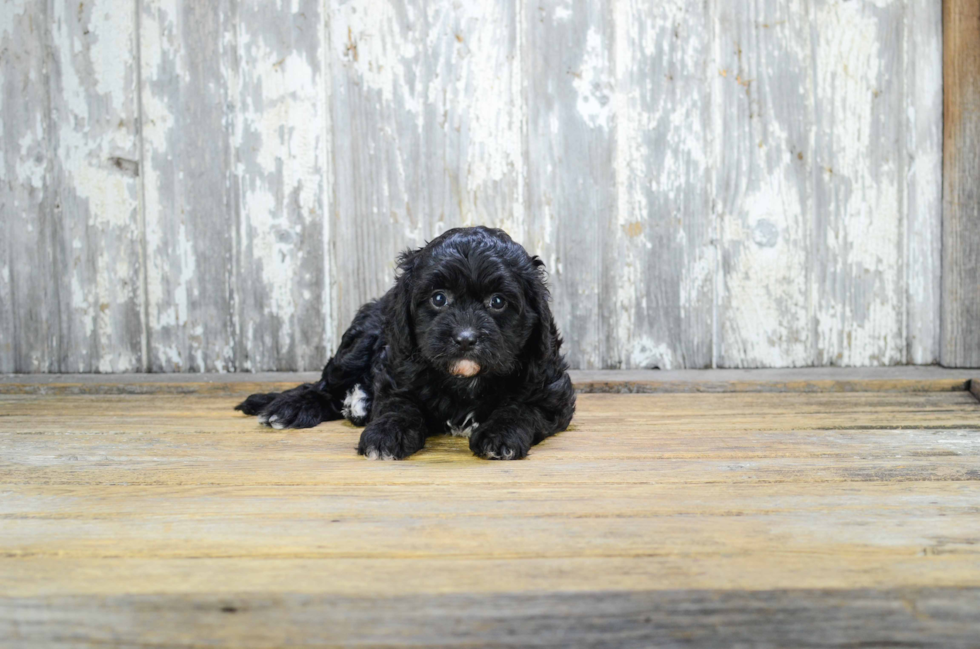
left=357, top=417, right=424, bottom=460
left=470, top=424, right=530, bottom=461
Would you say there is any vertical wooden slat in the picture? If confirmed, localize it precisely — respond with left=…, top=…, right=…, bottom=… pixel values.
left=328, top=0, right=524, bottom=345
left=713, top=0, right=813, bottom=368
left=28, top=0, right=144, bottom=372
left=905, top=0, right=943, bottom=365
left=811, top=0, right=906, bottom=366
left=525, top=0, right=611, bottom=369
left=418, top=0, right=526, bottom=238
left=139, top=0, right=238, bottom=372
left=2, top=0, right=143, bottom=371
left=608, top=0, right=713, bottom=369
left=942, top=0, right=980, bottom=368
left=235, top=0, right=332, bottom=371
left=0, top=1, right=57, bottom=372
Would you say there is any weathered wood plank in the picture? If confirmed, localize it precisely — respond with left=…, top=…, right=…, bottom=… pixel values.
left=607, top=0, right=714, bottom=370
left=942, top=0, right=980, bottom=368
left=49, top=0, right=145, bottom=373
left=4, top=556, right=980, bottom=600
left=1, top=0, right=144, bottom=373
left=0, top=1, right=956, bottom=373
left=525, top=0, right=611, bottom=369
left=2, top=392, right=979, bottom=488
left=713, top=0, right=812, bottom=367
left=1, top=387, right=978, bottom=644
left=3, top=588, right=979, bottom=648
left=0, top=0, right=56, bottom=373
left=235, top=0, right=332, bottom=372
left=139, top=0, right=238, bottom=372
left=905, top=0, right=943, bottom=364
left=811, top=0, right=906, bottom=366
left=328, top=0, right=524, bottom=345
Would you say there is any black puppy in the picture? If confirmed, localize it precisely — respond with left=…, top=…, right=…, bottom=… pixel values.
left=236, top=226, right=575, bottom=460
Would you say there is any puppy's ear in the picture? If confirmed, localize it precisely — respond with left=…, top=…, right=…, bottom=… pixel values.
left=521, top=257, right=561, bottom=362
left=386, top=247, right=423, bottom=357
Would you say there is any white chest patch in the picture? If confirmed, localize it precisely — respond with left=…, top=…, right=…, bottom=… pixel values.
left=447, top=411, right=479, bottom=438
left=342, top=384, right=368, bottom=420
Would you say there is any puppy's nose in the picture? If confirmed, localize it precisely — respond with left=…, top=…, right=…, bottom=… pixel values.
left=453, top=328, right=478, bottom=350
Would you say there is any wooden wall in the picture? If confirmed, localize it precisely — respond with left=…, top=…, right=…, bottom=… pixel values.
left=0, top=0, right=945, bottom=372
left=942, top=0, right=980, bottom=368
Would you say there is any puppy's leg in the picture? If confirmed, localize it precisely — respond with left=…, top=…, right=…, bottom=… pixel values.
left=357, top=398, right=428, bottom=460
left=470, top=373, right=576, bottom=460
left=235, top=392, right=279, bottom=416
left=235, top=300, right=384, bottom=429
left=252, top=382, right=336, bottom=429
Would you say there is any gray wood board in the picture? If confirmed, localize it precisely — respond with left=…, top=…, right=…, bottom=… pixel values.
left=942, top=0, right=980, bottom=367
left=0, top=0, right=947, bottom=371
left=2, top=588, right=979, bottom=648
left=140, top=0, right=243, bottom=373
left=1, top=0, right=144, bottom=372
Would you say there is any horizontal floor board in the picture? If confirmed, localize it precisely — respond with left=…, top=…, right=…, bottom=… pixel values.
left=3, top=588, right=980, bottom=648
left=2, top=385, right=979, bottom=644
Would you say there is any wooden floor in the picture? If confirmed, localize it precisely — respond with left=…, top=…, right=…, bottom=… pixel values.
left=1, top=372, right=979, bottom=647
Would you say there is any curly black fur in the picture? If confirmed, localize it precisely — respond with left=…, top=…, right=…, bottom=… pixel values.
left=235, top=227, right=576, bottom=460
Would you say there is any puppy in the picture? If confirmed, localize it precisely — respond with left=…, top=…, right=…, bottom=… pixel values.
left=236, top=226, right=575, bottom=460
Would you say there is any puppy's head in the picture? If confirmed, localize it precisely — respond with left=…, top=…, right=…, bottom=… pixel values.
left=391, top=227, right=552, bottom=379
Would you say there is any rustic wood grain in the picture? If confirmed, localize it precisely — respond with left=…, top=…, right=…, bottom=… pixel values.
left=328, top=0, right=524, bottom=347
left=49, top=0, right=145, bottom=373
left=905, top=0, right=943, bottom=365
left=234, top=0, right=332, bottom=372
left=525, top=0, right=610, bottom=369
left=3, top=588, right=978, bottom=648
left=1, top=0, right=145, bottom=373
left=0, top=1, right=950, bottom=371
left=609, top=0, right=714, bottom=370
left=0, top=388, right=978, bottom=644
left=0, top=0, right=56, bottom=373
left=713, top=0, right=812, bottom=367
left=942, top=0, right=980, bottom=368
left=811, top=0, right=906, bottom=367
left=139, top=0, right=239, bottom=372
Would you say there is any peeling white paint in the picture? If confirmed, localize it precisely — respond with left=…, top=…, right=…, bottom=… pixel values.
left=572, top=27, right=613, bottom=130
left=3, top=0, right=943, bottom=372
left=813, top=0, right=904, bottom=366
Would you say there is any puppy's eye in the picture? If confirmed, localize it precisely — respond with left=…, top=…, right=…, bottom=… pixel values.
left=431, top=292, right=448, bottom=308
left=488, top=295, right=506, bottom=310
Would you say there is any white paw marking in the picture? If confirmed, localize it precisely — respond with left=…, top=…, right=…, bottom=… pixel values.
left=484, top=446, right=515, bottom=460
left=342, top=385, right=369, bottom=420
left=271, top=421, right=286, bottom=430
left=447, top=411, right=479, bottom=439
left=363, top=447, right=395, bottom=461
left=258, top=413, right=270, bottom=425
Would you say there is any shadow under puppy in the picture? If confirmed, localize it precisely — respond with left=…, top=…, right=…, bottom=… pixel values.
left=236, top=226, right=575, bottom=460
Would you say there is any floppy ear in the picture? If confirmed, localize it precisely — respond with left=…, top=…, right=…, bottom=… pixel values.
left=385, top=247, right=422, bottom=358
left=521, top=256, right=561, bottom=362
